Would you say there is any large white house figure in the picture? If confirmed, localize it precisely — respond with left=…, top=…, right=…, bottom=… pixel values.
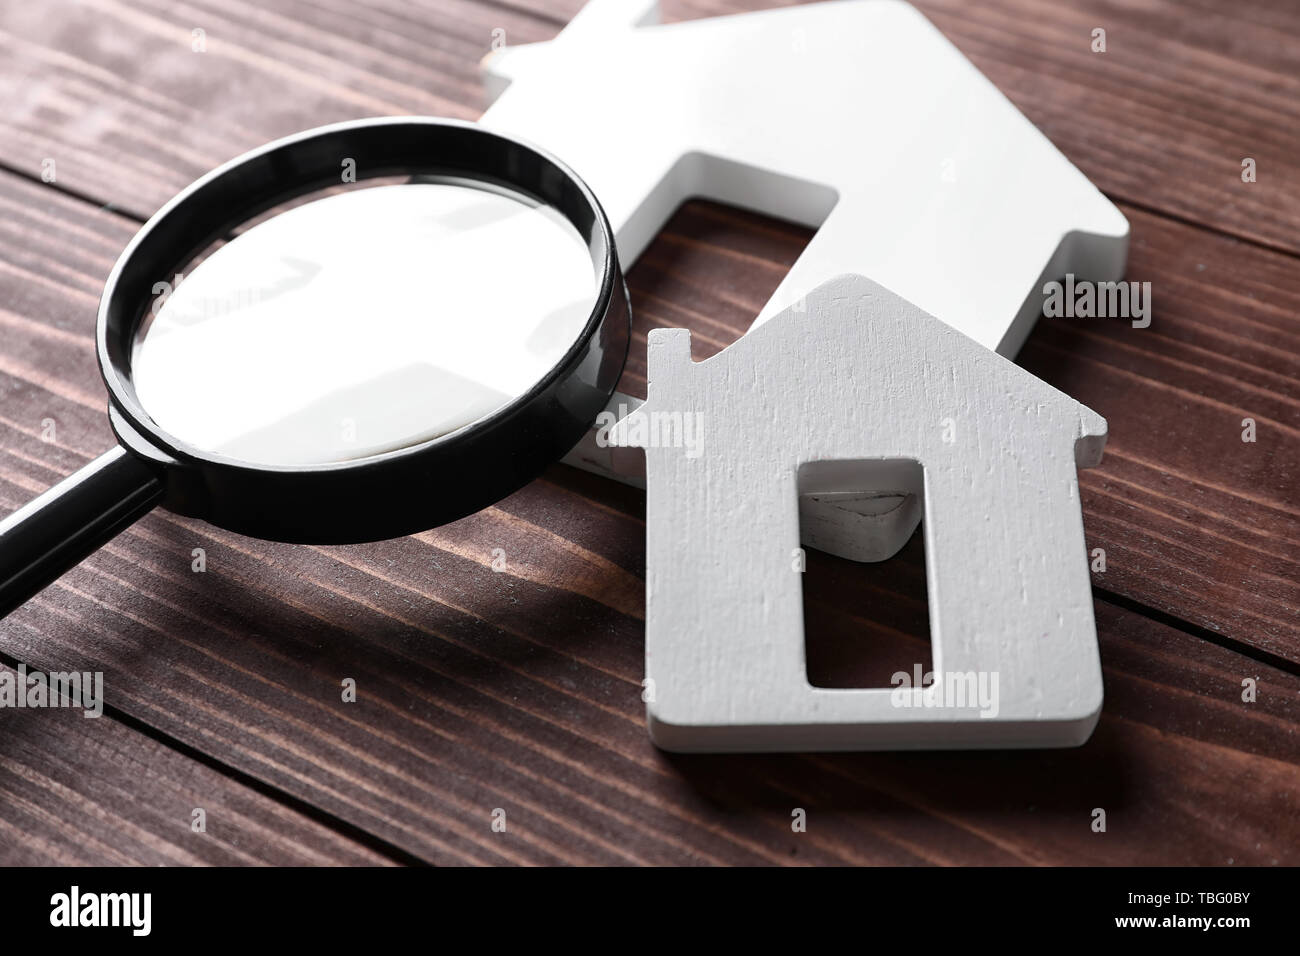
left=610, top=275, right=1108, bottom=752
left=486, top=0, right=1129, bottom=564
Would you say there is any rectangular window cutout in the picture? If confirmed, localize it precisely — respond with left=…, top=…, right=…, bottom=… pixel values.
left=797, top=459, right=933, bottom=689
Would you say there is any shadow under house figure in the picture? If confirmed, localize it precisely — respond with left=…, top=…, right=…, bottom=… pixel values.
left=611, top=275, right=1108, bottom=753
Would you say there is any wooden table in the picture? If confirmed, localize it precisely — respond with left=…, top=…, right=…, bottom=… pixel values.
left=0, top=0, right=1296, bottom=866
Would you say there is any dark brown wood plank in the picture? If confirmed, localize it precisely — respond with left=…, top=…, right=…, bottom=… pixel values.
left=1, top=0, right=1297, bottom=255
left=1022, top=204, right=1300, bottom=659
left=0, top=172, right=1296, bottom=863
left=0, top=0, right=553, bottom=215
left=0, top=665, right=391, bottom=865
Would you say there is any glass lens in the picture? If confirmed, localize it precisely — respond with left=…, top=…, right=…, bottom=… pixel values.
left=131, top=181, right=597, bottom=466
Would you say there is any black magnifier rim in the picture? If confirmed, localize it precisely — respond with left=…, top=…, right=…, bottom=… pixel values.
left=95, top=117, right=629, bottom=543
left=100, top=116, right=619, bottom=475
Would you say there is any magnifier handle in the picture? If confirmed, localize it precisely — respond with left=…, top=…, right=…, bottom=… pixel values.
left=0, top=446, right=163, bottom=618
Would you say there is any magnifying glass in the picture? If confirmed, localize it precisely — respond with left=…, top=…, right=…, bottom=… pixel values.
left=0, top=117, right=629, bottom=617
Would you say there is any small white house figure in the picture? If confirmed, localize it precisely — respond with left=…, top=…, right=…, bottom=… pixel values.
left=610, top=275, right=1108, bottom=752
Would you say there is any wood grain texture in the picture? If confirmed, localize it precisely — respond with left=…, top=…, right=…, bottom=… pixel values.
left=0, top=0, right=551, bottom=215
left=1023, top=205, right=1300, bottom=661
left=2, top=0, right=1296, bottom=251
left=0, top=0, right=1295, bottom=864
left=0, top=664, right=391, bottom=865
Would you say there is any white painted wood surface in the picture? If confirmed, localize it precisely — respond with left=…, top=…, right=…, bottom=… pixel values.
left=488, top=0, right=1128, bottom=560
left=611, top=275, right=1108, bottom=751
